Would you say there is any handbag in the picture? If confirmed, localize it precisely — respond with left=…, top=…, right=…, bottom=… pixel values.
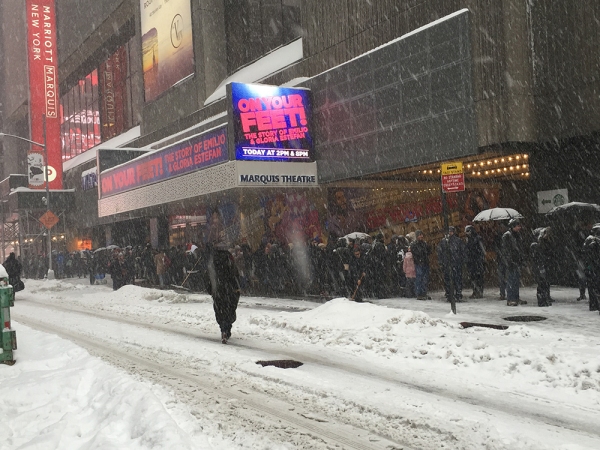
left=13, top=277, right=24, bottom=292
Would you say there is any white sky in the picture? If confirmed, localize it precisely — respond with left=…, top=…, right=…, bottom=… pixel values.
left=2, top=277, right=600, bottom=449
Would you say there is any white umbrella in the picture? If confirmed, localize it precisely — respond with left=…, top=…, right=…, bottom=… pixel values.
left=343, top=232, right=370, bottom=241
left=472, top=207, right=523, bottom=222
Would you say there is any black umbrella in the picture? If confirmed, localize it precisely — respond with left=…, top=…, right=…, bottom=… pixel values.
left=546, top=202, right=600, bottom=221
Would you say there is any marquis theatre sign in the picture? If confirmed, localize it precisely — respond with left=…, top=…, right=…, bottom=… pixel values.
left=228, top=82, right=314, bottom=162
left=236, top=161, right=318, bottom=187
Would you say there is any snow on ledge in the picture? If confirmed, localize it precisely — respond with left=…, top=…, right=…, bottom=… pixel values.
left=204, top=38, right=303, bottom=106
left=63, top=126, right=142, bottom=172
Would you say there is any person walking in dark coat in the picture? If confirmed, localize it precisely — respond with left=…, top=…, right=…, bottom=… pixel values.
left=501, top=219, right=524, bottom=306
left=141, top=243, right=156, bottom=284
left=334, top=238, right=353, bottom=297
left=348, top=246, right=366, bottom=302
left=531, top=227, right=553, bottom=307
left=109, top=252, right=129, bottom=290
left=494, top=222, right=509, bottom=300
left=387, top=235, right=407, bottom=296
left=574, top=223, right=590, bottom=302
left=3, top=252, right=23, bottom=290
left=465, top=225, right=486, bottom=298
left=412, top=230, right=431, bottom=300
left=206, top=242, right=241, bottom=343
left=583, top=224, right=600, bottom=312
left=437, top=226, right=465, bottom=301
left=365, top=233, right=388, bottom=298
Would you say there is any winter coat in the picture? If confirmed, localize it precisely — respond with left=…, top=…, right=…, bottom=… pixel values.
left=3, top=254, right=22, bottom=279
left=207, top=246, right=241, bottom=332
left=436, top=234, right=465, bottom=268
left=334, top=243, right=352, bottom=271
left=154, top=252, right=167, bottom=275
left=403, top=251, right=416, bottom=278
left=501, top=229, right=523, bottom=270
left=583, top=235, right=600, bottom=277
left=411, top=239, right=431, bottom=267
left=465, top=233, right=486, bottom=275
left=531, top=237, right=552, bottom=282
left=109, top=257, right=129, bottom=290
left=348, top=252, right=366, bottom=284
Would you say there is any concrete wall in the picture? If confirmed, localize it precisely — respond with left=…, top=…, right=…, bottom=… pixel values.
left=305, top=11, right=476, bottom=183
left=529, top=0, right=600, bottom=141
left=0, top=0, right=29, bottom=122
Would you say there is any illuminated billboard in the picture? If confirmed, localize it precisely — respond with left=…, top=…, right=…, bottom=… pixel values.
left=228, top=82, right=314, bottom=162
left=140, top=0, right=195, bottom=102
left=99, top=127, right=227, bottom=198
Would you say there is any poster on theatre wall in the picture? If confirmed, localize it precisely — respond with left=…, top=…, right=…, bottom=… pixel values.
left=140, top=0, right=195, bottom=102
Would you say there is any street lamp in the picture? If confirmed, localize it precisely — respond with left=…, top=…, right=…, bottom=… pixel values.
left=0, top=115, right=54, bottom=279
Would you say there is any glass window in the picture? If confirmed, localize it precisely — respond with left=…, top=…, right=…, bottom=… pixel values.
left=60, top=37, right=140, bottom=162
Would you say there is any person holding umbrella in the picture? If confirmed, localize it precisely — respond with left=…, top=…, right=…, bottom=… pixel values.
left=473, top=207, right=523, bottom=301
left=501, top=219, right=524, bottom=306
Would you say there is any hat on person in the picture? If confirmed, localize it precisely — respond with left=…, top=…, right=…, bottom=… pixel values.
left=591, top=224, right=600, bottom=236
left=448, top=226, right=456, bottom=233
left=415, top=230, right=424, bottom=237
left=465, top=225, right=475, bottom=234
left=508, top=218, right=521, bottom=228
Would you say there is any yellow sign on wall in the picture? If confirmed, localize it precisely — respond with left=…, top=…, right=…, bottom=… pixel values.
left=441, top=162, right=463, bottom=175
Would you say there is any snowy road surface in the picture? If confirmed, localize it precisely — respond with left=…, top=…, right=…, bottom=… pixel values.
left=5, top=279, right=600, bottom=449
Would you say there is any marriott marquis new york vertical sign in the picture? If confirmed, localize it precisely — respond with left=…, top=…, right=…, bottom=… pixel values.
left=26, top=0, right=62, bottom=189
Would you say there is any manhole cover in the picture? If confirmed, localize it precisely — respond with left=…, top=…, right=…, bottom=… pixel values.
left=256, top=360, right=303, bottom=369
left=460, top=322, right=509, bottom=330
left=503, top=315, right=547, bottom=322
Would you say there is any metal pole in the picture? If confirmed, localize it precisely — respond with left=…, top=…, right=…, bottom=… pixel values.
left=43, top=115, right=54, bottom=279
left=0, top=202, right=4, bottom=262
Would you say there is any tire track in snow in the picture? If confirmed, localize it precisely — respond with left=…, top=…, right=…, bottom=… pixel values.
left=14, top=300, right=412, bottom=450
left=15, top=298, right=600, bottom=448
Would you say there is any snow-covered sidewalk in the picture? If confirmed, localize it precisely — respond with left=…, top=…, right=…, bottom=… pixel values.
left=1, top=278, right=599, bottom=449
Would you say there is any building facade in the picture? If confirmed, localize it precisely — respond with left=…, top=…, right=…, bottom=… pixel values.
left=0, top=0, right=599, bottom=262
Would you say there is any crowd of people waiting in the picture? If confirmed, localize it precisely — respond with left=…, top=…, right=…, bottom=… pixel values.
left=6, top=219, right=600, bottom=313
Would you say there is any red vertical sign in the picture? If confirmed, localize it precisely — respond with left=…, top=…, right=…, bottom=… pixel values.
left=26, top=0, right=63, bottom=189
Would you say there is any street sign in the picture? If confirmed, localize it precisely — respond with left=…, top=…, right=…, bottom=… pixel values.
left=441, top=162, right=465, bottom=193
left=39, top=210, right=59, bottom=229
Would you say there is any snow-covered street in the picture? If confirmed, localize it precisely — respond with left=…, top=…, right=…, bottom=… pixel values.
left=2, top=278, right=600, bottom=449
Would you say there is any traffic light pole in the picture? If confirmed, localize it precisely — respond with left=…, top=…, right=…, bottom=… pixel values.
left=0, top=115, right=54, bottom=279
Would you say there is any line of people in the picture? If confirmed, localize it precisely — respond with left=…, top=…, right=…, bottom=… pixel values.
left=13, top=219, right=600, bottom=315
